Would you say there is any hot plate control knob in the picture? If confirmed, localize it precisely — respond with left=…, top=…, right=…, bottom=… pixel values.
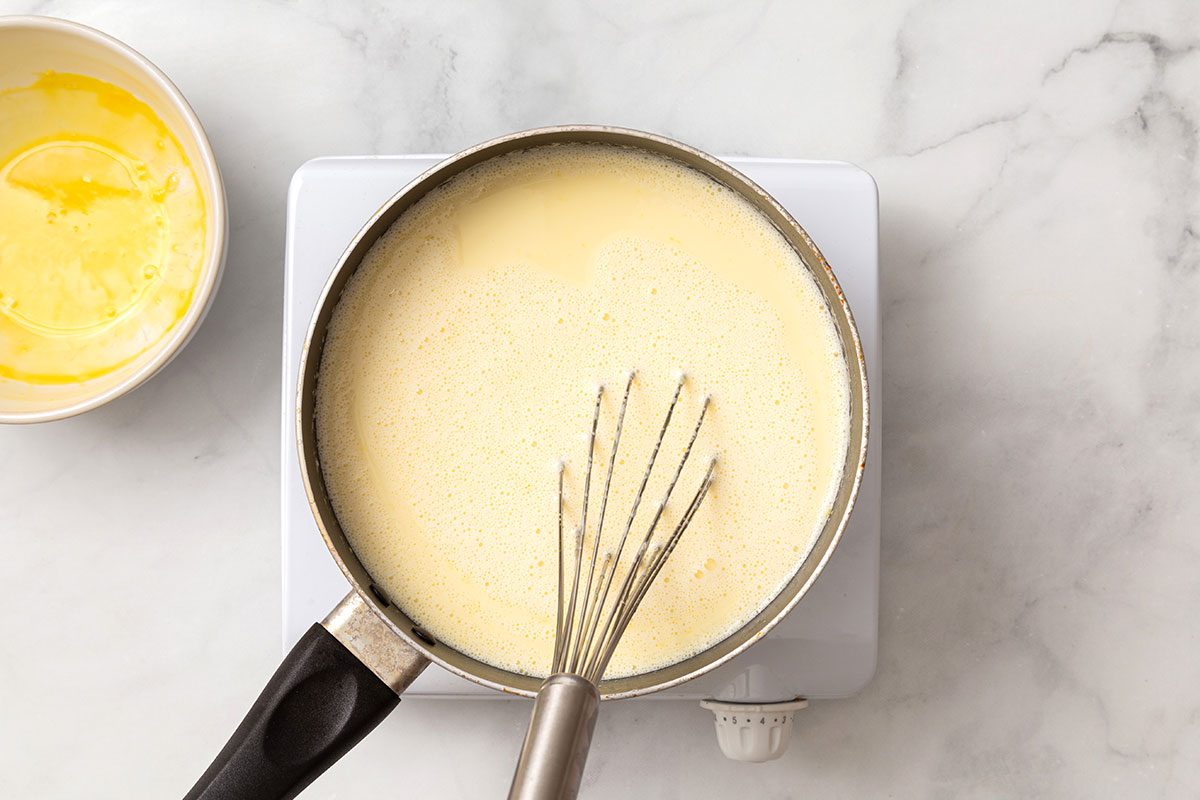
left=699, top=698, right=808, bottom=762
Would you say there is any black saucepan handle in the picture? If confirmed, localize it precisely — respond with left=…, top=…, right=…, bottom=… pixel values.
left=183, top=623, right=400, bottom=800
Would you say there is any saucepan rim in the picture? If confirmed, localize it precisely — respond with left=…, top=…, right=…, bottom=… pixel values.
left=296, top=124, right=870, bottom=699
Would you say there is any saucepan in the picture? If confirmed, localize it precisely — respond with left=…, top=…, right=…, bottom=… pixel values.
left=184, top=125, right=869, bottom=800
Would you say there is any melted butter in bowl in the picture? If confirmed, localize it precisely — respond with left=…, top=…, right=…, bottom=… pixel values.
left=0, top=72, right=206, bottom=383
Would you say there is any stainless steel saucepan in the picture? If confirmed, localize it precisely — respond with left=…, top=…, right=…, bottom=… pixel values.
left=183, top=126, right=869, bottom=800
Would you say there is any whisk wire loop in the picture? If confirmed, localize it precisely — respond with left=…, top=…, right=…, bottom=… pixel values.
left=552, top=372, right=716, bottom=685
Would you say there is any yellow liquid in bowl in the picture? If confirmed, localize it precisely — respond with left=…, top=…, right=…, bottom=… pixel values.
left=0, top=73, right=206, bottom=383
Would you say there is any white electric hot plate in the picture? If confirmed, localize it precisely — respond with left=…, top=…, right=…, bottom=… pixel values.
left=281, top=155, right=880, bottom=738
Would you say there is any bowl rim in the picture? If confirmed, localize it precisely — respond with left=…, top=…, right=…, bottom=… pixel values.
left=0, top=15, right=228, bottom=424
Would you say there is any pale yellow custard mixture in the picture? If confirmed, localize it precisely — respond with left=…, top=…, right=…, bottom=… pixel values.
left=316, top=144, right=851, bottom=678
left=0, top=73, right=206, bottom=383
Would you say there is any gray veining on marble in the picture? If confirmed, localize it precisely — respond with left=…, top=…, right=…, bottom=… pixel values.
left=1, top=1, right=1197, bottom=797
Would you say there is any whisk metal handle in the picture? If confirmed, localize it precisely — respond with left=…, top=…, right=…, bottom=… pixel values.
left=508, top=674, right=601, bottom=800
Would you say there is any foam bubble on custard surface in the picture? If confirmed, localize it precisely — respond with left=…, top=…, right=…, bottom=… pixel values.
left=315, top=143, right=851, bottom=678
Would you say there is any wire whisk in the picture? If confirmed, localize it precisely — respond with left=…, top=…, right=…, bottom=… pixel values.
left=509, top=370, right=716, bottom=800
left=552, top=370, right=717, bottom=684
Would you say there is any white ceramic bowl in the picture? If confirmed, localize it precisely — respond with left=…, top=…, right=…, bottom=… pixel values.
left=0, top=16, right=227, bottom=423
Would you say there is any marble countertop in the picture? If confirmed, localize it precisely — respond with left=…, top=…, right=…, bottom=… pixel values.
left=3, top=1, right=1198, bottom=797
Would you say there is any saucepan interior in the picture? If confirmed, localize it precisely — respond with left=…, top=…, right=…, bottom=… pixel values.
left=297, top=126, right=869, bottom=700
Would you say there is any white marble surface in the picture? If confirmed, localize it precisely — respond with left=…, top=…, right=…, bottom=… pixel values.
left=1, top=0, right=1198, bottom=797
